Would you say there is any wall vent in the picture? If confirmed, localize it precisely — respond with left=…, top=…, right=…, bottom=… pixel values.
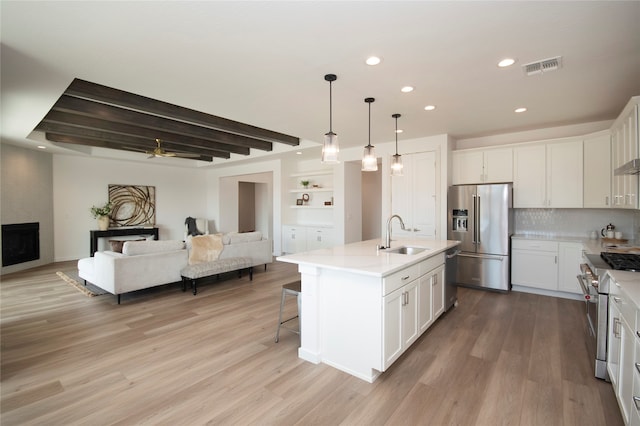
left=522, top=56, right=562, bottom=76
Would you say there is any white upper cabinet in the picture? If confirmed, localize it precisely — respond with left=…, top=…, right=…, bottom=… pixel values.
left=611, top=97, right=639, bottom=209
left=583, top=132, right=611, bottom=208
left=513, top=138, right=583, bottom=208
left=452, top=147, right=513, bottom=185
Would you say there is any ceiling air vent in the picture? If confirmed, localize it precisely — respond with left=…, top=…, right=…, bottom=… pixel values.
left=522, top=56, right=562, bottom=76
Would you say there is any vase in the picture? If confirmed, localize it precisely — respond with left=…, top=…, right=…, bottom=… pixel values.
left=97, top=216, right=110, bottom=230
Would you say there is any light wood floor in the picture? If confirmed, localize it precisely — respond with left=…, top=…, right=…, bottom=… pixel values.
left=1, top=259, right=623, bottom=425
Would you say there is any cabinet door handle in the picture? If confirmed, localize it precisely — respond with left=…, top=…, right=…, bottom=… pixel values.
left=634, top=396, right=640, bottom=411
left=605, top=196, right=609, bottom=206
left=433, top=275, right=437, bottom=285
left=636, top=330, right=640, bottom=339
left=635, top=363, right=640, bottom=375
left=613, top=317, right=621, bottom=338
left=613, top=296, right=622, bottom=304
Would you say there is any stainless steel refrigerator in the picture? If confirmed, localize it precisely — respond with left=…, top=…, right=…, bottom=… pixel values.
left=447, top=183, right=513, bottom=292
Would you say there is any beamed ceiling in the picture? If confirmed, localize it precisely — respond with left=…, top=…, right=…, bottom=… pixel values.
left=34, top=78, right=300, bottom=162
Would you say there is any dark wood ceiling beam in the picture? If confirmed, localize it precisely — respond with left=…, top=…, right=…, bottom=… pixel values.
left=51, top=95, right=274, bottom=151
left=46, top=133, right=215, bottom=162
left=39, top=123, right=231, bottom=158
left=38, top=110, right=248, bottom=155
left=65, top=78, right=300, bottom=146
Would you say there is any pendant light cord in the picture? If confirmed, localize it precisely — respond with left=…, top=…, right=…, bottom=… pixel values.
left=329, top=80, right=333, bottom=133
left=368, top=100, right=371, bottom=147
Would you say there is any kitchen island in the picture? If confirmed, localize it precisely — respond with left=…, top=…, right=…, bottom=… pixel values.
left=277, top=238, right=460, bottom=382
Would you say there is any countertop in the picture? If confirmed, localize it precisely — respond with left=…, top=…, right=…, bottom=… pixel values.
left=277, top=238, right=460, bottom=278
left=607, top=270, right=640, bottom=310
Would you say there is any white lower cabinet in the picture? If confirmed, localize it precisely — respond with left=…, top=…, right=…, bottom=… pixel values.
left=511, top=239, right=583, bottom=295
left=631, top=331, right=640, bottom=426
left=607, top=284, right=635, bottom=425
left=282, top=225, right=333, bottom=253
left=382, top=255, right=445, bottom=370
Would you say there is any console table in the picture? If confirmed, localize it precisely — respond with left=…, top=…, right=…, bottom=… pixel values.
left=90, top=227, right=159, bottom=256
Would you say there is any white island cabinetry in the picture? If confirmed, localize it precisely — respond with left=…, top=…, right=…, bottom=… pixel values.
left=277, top=238, right=458, bottom=382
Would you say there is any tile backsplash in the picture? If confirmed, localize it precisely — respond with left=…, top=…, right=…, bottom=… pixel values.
left=514, top=208, right=640, bottom=241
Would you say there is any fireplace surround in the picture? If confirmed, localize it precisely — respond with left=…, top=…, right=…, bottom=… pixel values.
left=2, top=222, right=40, bottom=266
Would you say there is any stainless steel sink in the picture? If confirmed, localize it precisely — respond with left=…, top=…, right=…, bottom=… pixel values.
left=386, top=246, right=427, bottom=255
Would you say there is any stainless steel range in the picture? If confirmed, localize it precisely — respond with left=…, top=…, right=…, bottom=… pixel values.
left=578, top=252, right=640, bottom=380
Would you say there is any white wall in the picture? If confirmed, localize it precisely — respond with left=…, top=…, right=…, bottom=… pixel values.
left=53, top=155, right=207, bottom=261
left=1, top=143, right=55, bottom=274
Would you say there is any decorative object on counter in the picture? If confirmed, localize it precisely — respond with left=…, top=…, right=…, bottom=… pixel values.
left=321, top=73, right=339, bottom=163
left=601, top=223, right=615, bottom=238
left=602, top=237, right=629, bottom=244
left=296, top=199, right=303, bottom=206
left=615, top=231, right=623, bottom=239
left=108, top=184, right=156, bottom=227
left=302, top=193, right=310, bottom=204
left=590, top=230, right=598, bottom=240
left=361, top=97, right=378, bottom=172
left=300, top=180, right=310, bottom=188
left=312, top=184, right=320, bottom=188
left=90, top=201, right=113, bottom=230
left=390, top=113, right=403, bottom=176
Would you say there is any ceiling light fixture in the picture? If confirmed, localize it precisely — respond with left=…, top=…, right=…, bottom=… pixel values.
left=37, top=145, right=46, bottom=149
left=515, top=107, right=527, bottom=113
left=424, top=105, right=436, bottom=111
left=391, top=113, right=403, bottom=176
left=366, top=56, right=381, bottom=66
left=361, top=97, right=377, bottom=172
left=498, top=58, right=516, bottom=67
left=401, top=86, right=414, bottom=93
left=322, top=74, right=339, bottom=163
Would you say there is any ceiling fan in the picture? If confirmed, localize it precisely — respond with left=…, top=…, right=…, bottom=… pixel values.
left=145, top=139, right=200, bottom=159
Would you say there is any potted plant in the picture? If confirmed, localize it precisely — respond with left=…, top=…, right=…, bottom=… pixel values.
left=90, top=202, right=113, bottom=230
left=300, top=180, right=310, bottom=189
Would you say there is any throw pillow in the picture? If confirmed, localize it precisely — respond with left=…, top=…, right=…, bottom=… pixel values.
left=109, top=239, right=145, bottom=253
left=189, top=234, right=224, bottom=265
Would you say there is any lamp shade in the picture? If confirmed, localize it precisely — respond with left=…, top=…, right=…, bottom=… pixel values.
left=322, top=131, right=339, bottom=163
left=362, top=145, right=377, bottom=171
left=391, top=153, right=403, bottom=176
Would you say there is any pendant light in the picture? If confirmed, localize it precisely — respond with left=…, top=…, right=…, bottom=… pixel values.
left=321, top=74, right=339, bottom=163
left=390, top=113, right=403, bottom=176
left=361, top=97, right=378, bottom=171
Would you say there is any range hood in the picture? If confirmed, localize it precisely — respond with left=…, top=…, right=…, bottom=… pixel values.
left=614, top=158, right=640, bottom=175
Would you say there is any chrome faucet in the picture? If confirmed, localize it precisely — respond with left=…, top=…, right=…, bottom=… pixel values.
left=385, top=214, right=406, bottom=248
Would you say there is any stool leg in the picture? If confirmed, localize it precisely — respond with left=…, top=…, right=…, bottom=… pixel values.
left=249, top=267, right=253, bottom=281
left=275, top=288, right=287, bottom=343
left=192, top=279, right=197, bottom=295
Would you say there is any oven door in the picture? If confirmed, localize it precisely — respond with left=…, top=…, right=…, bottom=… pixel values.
left=577, top=265, right=598, bottom=337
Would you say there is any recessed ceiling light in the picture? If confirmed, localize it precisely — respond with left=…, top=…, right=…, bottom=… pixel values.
left=37, top=145, right=46, bottom=149
left=395, top=129, right=404, bottom=134
left=424, top=105, right=436, bottom=111
left=296, top=151, right=302, bottom=155
left=365, top=56, right=381, bottom=66
left=401, top=86, right=414, bottom=93
left=498, top=58, right=516, bottom=67
left=515, top=107, right=527, bottom=113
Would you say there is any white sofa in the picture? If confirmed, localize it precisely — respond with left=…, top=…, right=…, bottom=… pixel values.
left=78, top=240, right=188, bottom=304
left=77, top=232, right=272, bottom=303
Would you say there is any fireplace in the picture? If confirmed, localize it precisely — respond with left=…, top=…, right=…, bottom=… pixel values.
left=2, top=223, right=40, bottom=267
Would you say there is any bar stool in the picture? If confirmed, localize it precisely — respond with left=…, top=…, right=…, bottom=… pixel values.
left=275, top=280, right=301, bottom=343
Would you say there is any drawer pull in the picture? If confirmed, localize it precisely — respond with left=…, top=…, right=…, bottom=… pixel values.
left=401, top=275, right=410, bottom=281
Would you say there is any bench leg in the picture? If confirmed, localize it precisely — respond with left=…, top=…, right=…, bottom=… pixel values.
left=249, top=267, right=253, bottom=281
left=182, top=277, right=187, bottom=292
left=117, top=294, right=121, bottom=305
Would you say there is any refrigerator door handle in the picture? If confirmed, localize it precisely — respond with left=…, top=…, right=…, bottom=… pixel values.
left=457, top=252, right=505, bottom=262
left=476, top=196, right=480, bottom=244
left=472, top=194, right=477, bottom=244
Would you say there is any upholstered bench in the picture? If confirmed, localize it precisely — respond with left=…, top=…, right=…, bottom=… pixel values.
left=180, top=257, right=253, bottom=295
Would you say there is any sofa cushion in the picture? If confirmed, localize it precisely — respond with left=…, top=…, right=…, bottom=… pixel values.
left=189, top=234, right=224, bottom=265
left=122, top=240, right=185, bottom=256
left=222, top=231, right=263, bottom=245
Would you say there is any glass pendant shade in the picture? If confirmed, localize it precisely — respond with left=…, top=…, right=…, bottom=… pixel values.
left=390, top=113, right=403, bottom=176
left=322, top=131, right=339, bottom=163
left=391, top=153, right=403, bottom=176
left=361, top=97, right=378, bottom=171
left=321, top=74, right=339, bottom=163
left=362, top=145, right=378, bottom=171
